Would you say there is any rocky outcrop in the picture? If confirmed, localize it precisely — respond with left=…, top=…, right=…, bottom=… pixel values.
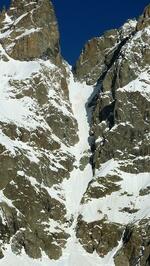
left=137, top=4, right=150, bottom=30
left=114, top=222, right=150, bottom=266
left=76, top=217, right=122, bottom=257
left=74, top=20, right=136, bottom=85
left=0, top=0, right=61, bottom=64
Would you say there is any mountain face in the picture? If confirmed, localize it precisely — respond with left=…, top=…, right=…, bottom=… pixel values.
left=0, top=1, right=150, bottom=266
left=74, top=6, right=150, bottom=265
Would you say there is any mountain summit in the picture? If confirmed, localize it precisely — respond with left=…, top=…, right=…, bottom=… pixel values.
left=0, top=0, right=60, bottom=63
left=137, top=4, right=150, bottom=30
left=0, top=1, right=150, bottom=266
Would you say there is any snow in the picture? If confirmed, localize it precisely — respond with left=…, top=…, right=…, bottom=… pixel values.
left=121, top=19, right=137, bottom=38
left=0, top=49, right=41, bottom=82
left=117, top=71, right=150, bottom=101
left=0, top=44, right=53, bottom=131
left=3, top=13, right=13, bottom=25
left=0, top=29, right=13, bottom=39
left=0, top=129, right=40, bottom=163
left=0, top=97, right=47, bottom=130
left=62, top=72, right=94, bottom=219
left=0, top=191, right=15, bottom=209
left=0, top=47, right=55, bottom=163
left=13, top=13, right=28, bottom=26
left=1, top=241, right=119, bottom=266
left=16, top=28, right=42, bottom=40
left=95, top=159, right=119, bottom=176
left=1, top=247, right=58, bottom=266
left=81, top=159, right=150, bottom=224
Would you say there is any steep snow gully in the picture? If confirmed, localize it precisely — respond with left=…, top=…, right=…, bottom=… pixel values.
left=60, top=72, right=123, bottom=266
left=1, top=69, right=122, bottom=266
left=62, top=72, right=94, bottom=220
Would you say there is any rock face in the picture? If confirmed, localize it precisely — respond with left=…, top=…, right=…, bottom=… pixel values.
left=137, top=4, right=150, bottom=30
left=0, top=1, right=150, bottom=265
left=74, top=20, right=136, bottom=85
left=74, top=4, right=150, bottom=266
left=0, top=0, right=61, bottom=63
left=0, top=0, right=78, bottom=260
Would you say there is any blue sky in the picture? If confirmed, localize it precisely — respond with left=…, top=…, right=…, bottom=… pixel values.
left=0, top=0, right=149, bottom=64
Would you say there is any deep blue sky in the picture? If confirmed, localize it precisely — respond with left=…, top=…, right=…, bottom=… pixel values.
left=0, top=0, right=150, bottom=65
